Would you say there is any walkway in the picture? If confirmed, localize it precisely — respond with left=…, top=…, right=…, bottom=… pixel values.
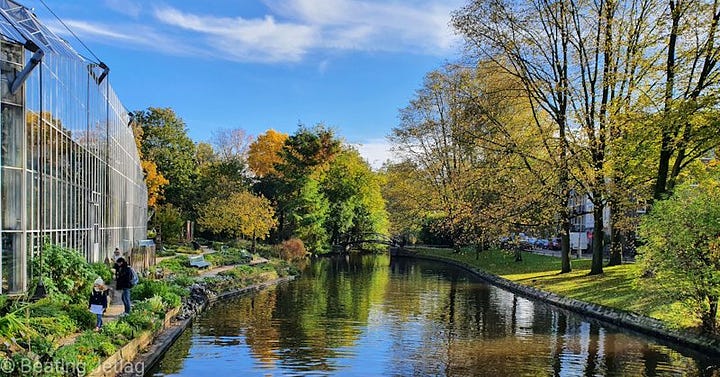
left=58, top=250, right=262, bottom=346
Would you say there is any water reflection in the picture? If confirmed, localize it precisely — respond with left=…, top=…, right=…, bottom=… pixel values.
left=150, top=255, right=718, bottom=376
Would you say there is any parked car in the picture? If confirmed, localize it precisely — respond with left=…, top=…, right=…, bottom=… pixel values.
left=535, top=239, right=549, bottom=249
left=549, top=238, right=561, bottom=250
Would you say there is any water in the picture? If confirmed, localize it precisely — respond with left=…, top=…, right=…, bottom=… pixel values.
left=149, top=255, right=719, bottom=376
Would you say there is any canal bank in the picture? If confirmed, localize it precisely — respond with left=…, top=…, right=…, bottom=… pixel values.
left=395, top=249, right=720, bottom=358
left=101, top=276, right=295, bottom=377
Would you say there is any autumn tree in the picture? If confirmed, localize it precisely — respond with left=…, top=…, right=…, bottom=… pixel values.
left=131, top=121, right=169, bottom=209
left=653, top=0, right=720, bottom=200
left=197, top=191, right=277, bottom=252
left=248, top=129, right=288, bottom=177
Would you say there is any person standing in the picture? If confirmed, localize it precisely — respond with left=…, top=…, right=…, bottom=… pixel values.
left=89, top=277, right=108, bottom=331
left=115, top=257, right=132, bottom=315
left=112, top=247, right=122, bottom=263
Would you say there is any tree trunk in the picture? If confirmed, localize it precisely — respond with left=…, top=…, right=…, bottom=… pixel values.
left=589, top=200, right=604, bottom=275
left=560, top=218, right=572, bottom=273
left=251, top=229, right=257, bottom=253
left=654, top=0, right=680, bottom=200
left=702, top=295, right=718, bottom=333
left=607, top=205, right=623, bottom=266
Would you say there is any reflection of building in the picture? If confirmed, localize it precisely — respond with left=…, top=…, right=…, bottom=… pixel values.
left=0, top=1, right=147, bottom=293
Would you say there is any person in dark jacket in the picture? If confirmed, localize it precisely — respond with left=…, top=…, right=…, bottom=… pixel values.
left=115, top=257, right=132, bottom=314
left=89, top=277, right=108, bottom=331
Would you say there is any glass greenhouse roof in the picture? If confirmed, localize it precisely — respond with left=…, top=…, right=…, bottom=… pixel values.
left=0, top=0, right=81, bottom=58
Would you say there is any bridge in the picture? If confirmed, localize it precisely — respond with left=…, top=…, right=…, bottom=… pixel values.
left=332, top=232, right=402, bottom=251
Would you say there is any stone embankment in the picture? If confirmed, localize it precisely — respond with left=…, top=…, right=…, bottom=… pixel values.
left=397, top=250, right=720, bottom=357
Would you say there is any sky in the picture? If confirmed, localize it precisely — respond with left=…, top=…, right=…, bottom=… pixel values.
left=28, top=0, right=465, bottom=168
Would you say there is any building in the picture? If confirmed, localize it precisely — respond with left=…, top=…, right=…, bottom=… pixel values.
left=568, top=190, right=610, bottom=251
left=0, top=0, right=147, bottom=294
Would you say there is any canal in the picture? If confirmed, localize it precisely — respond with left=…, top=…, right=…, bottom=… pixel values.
left=149, top=254, right=718, bottom=376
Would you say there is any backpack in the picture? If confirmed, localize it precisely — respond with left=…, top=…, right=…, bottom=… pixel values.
left=129, top=267, right=139, bottom=287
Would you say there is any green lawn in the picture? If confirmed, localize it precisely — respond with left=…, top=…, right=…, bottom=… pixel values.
left=414, top=247, right=699, bottom=330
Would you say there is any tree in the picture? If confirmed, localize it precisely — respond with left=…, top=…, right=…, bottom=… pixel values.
left=133, top=107, right=197, bottom=213
left=271, top=125, right=341, bottom=247
left=653, top=0, right=720, bottom=200
left=154, top=203, right=185, bottom=243
left=211, top=127, right=252, bottom=163
left=322, top=148, right=389, bottom=247
left=197, top=191, right=277, bottom=252
left=288, top=177, right=329, bottom=253
left=248, top=129, right=288, bottom=177
left=637, top=167, right=720, bottom=333
left=131, top=120, right=169, bottom=209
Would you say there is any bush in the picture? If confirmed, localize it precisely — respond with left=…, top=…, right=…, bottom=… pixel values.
left=101, top=320, right=134, bottom=345
left=31, top=244, right=95, bottom=304
left=29, top=316, right=76, bottom=338
left=66, top=303, right=97, bottom=330
left=123, top=306, right=157, bottom=331
left=89, top=263, right=113, bottom=285
left=170, top=275, right=196, bottom=288
left=638, top=175, right=720, bottom=333
left=278, top=238, right=306, bottom=261
left=157, top=255, right=197, bottom=277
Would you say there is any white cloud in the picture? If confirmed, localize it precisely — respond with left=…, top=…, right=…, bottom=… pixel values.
left=104, top=0, right=142, bottom=18
left=264, top=0, right=462, bottom=53
left=48, top=19, right=209, bottom=58
left=153, top=7, right=318, bottom=63
left=55, top=0, right=463, bottom=64
left=353, top=138, right=397, bottom=170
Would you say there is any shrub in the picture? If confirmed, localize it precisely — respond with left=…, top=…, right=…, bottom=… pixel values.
left=66, top=303, right=97, bottom=330
left=31, top=243, right=95, bottom=304
left=89, top=263, right=113, bottom=285
left=123, top=306, right=157, bottom=331
left=101, top=321, right=134, bottom=345
left=29, top=316, right=76, bottom=338
left=278, top=238, right=306, bottom=261
left=638, top=175, right=720, bottom=333
left=170, top=275, right=195, bottom=288
left=157, top=256, right=197, bottom=277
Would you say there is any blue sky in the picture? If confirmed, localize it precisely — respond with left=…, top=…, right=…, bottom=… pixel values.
left=30, top=0, right=464, bottom=168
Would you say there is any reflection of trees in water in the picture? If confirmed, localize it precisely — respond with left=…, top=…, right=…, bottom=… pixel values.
left=158, top=255, right=717, bottom=376
left=232, top=254, right=392, bottom=373
left=152, top=328, right=193, bottom=375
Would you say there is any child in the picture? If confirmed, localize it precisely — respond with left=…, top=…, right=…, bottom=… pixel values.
left=89, top=277, right=108, bottom=331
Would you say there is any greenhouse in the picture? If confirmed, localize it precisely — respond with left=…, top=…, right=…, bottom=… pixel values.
left=0, top=0, right=147, bottom=293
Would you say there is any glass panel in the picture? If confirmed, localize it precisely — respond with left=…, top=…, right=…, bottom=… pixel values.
left=1, top=167, right=22, bottom=230
left=2, top=232, right=23, bottom=293
left=1, top=104, right=23, bottom=167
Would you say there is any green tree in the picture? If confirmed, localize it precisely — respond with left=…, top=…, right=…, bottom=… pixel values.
left=289, top=178, right=329, bottom=253
left=154, top=203, right=185, bottom=244
left=638, top=168, right=720, bottom=333
left=133, top=107, right=197, bottom=213
left=322, top=149, right=389, bottom=247
left=272, top=125, right=341, bottom=247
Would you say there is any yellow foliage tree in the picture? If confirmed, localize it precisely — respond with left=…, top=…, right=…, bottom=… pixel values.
left=197, top=191, right=277, bottom=251
left=248, top=129, right=288, bottom=177
left=131, top=120, right=169, bottom=209
left=142, top=160, right=169, bottom=208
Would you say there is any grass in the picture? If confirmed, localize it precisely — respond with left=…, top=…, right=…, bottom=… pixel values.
left=414, top=247, right=700, bottom=331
